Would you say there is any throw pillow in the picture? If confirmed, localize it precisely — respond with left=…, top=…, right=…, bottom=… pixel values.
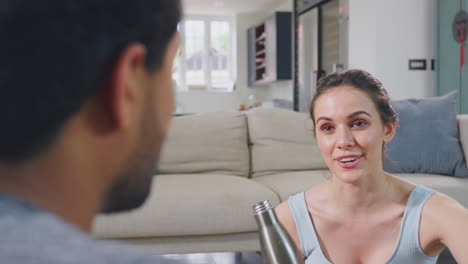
left=384, top=90, right=468, bottom=177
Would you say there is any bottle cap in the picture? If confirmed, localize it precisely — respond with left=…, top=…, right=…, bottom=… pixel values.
left=253, top=200, right=271, bottom=215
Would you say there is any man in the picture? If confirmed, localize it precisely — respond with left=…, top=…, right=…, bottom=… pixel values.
left=0, top=0, right=183, bottom=263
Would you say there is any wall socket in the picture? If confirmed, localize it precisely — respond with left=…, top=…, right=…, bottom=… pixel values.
left=408, top=59, right=427, bottom=70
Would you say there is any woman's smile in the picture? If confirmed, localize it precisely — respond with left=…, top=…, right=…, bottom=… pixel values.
left=335, top=154, right=364, bottom=169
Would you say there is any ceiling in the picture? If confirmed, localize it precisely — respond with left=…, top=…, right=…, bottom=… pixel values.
left=182, top=0, right=287, bottom=15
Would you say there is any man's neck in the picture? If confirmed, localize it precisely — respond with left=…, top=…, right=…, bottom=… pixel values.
left=0, top=156, right=104, bottom=232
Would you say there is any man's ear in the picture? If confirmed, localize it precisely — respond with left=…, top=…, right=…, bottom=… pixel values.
left=105, top=43, right=147, bottom=130
left=383, top=121, right=397, bottom=143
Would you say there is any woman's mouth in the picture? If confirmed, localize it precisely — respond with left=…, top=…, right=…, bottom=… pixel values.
left=336, top=156, right=362, bottom=169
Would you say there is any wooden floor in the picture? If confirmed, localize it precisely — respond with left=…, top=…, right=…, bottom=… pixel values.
left=157, top=249, right=457, bottom=264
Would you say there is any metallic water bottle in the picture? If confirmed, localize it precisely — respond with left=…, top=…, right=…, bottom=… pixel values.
left=253, top=200, right=302, bottom=264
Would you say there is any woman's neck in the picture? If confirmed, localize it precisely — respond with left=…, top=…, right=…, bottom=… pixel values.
left=327, top=171, right=397, bottom=214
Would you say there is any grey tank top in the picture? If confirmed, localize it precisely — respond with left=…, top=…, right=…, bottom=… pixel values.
left=288, top=185, right=439, bottom=264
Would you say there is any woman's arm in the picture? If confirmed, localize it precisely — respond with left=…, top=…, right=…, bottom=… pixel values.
left=432, top=194, right=468, bottom=263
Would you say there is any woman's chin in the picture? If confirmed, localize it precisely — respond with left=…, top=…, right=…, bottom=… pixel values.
left=333, top=170, right=366, bottom=184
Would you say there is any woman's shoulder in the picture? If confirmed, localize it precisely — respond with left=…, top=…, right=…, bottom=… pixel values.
left=393, top=177, right=467, bottom=222
left=275, top=185, right=328, bottom=240
left=275, top=197, right=299, bottom=232
left=275, top=199, right=293, bottom=218
left=419, top=189, right=468, bottom=257
left=274, top=199, right=305, bottom=259
left=422, top=190, right=468, bottom=222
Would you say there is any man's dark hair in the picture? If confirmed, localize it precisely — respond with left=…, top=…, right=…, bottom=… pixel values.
left=0, top=0, right=181, bottom=162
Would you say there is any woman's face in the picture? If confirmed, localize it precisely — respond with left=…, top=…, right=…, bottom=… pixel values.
left=313, top=85, right=395, bottom=184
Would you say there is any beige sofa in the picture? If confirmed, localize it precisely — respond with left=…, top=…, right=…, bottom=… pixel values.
left=92, top=108, right=468, bottom=254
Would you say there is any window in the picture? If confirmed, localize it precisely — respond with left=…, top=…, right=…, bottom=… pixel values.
left=173, top=16, right=235, bottom=92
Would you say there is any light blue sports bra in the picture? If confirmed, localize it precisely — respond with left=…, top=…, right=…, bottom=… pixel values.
left=288, top=185, right=440, bottom=264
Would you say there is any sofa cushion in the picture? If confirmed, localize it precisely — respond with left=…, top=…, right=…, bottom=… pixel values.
left=93, top=174, right=280, bottom=238
left=254, top=170, right=329, bottom=201
left=246, top=108, right=327, bottom=177
left=384, top=91, right=468, bottom=177
left=396, top=173, right=468, bottom=208
left=158, top=111, right=250, bottom=177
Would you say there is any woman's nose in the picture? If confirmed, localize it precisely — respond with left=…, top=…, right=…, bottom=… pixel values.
left=336, top=127, right=355, bottom=149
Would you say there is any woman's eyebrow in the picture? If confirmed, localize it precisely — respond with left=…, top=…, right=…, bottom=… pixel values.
left=316, top=111, right=371, bottom=123
left=316, top=116, right=332, bottom=123
left=348, top=111, right=371, bottom=118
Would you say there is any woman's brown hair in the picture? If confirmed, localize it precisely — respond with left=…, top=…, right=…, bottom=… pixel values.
left=310, top=69, right=397, bottom=133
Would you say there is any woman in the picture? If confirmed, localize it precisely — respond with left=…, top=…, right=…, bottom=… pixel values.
left=275, top=69, right=468, bottom=263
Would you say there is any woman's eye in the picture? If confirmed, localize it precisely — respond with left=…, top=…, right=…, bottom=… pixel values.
left=352, top=120, right=367, bottom=127
left=321, top=125, right=334, bottom=131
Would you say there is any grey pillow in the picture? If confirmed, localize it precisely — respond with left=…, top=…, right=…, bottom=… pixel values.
left=384, top=91, right=468, bottom=177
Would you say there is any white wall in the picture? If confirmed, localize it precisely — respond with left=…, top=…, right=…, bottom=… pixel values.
left=176, top=12, right=273, bottom=113
left=348, top=0, right=436, bottom=100
left=176, top=91, right=239, bottom=113
left=266, top=0, right=437, bottom=103
left=232, top=0, right=294, bottom=106
left=177, top=0, right=436, bottom=112
left=176, top=0, right=293, bottom=113
left=348, top=0, right=378, bottom=74
left=259, top=0, right=438, bottom=103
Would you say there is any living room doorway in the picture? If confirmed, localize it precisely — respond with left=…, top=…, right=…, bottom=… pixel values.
left=293, top=0, right=348, bottom=112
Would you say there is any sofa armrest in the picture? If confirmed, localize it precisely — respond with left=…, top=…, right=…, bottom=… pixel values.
left=457, top=115, right=468, bottom=159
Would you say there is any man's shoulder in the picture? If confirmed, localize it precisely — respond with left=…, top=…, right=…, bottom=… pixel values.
left=0, top=194, right=180, bottom=263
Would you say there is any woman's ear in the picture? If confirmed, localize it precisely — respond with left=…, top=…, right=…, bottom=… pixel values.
left=383, top=121, right=397, bottom=143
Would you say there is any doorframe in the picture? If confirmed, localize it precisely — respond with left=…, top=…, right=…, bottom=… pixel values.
left=436, top=0, right=467, bottom=113
left=292, top=0, right=330, bottom=111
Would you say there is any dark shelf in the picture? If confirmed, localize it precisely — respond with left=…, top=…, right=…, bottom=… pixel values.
left=255, top=57, right=265, bottom=62
left=247, top=12, right=292, bottom=86
left=256, top=34, right=266, bottom=42
left=256, top=49, right=266, bottom=56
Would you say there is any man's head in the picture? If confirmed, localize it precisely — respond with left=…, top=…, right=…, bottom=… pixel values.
left=0, top=0, right=181, bottom=213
